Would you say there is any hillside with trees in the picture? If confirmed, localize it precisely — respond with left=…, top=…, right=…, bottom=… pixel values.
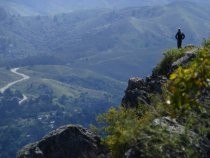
left=0, top=2, right=210, bottom=80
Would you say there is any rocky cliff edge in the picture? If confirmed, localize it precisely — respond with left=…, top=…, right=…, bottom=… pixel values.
left=17, top=125, right=109, bottom=158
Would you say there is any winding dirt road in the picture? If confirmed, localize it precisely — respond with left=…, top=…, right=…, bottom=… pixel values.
left=0, top=68, right=30, bottom=104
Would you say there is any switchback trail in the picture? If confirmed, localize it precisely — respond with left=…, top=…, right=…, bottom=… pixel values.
left=0, top=68, right=30, bottom=104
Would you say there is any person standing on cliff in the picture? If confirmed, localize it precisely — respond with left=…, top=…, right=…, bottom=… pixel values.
left=175, top=28, right=185, bottom=48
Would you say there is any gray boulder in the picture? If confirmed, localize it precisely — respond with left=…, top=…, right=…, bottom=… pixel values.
left=122, top=76, right=166, bottom=108
left=17, top=124, right=109, bottom=158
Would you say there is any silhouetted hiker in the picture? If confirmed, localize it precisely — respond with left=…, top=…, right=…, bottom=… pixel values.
left=175, top=28, right=185, bottom=48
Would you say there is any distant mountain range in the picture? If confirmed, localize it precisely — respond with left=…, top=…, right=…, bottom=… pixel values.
left=0, top=0, right=174, bottom=15
left=1, top=0, right=209, bottom=16
left=0, top=1, right=210, bottom=79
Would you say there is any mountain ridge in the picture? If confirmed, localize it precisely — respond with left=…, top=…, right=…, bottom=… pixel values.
left=1, top=0, right=209, bottom=16
left=0, top=0, right=176, bottom=16
left=1, top=2, right=210, bottom=80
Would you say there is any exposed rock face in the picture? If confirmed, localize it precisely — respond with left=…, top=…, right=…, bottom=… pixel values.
left=122, top=48, right=198, bottom=108
left=121, top=75, right=167, bottom=108
left=17, top=125, right=109, bottom=158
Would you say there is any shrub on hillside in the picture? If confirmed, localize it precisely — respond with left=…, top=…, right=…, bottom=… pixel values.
left=153, top=48, right=187, bottom=76
left=98, top=39, right=210, bottom=158
left=165, top=47, right=210, bottom=118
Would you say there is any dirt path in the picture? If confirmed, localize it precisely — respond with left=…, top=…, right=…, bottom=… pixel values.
left=0, top=68, right=30, bottom=104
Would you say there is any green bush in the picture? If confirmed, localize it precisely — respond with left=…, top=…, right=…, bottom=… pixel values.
left=165, top=46, right=210, bottom=118
left=153, top=48, right=187, bottom=76
left=98, top=106, right=202, bottom=158
left=97, top=107, right=153, bottom=158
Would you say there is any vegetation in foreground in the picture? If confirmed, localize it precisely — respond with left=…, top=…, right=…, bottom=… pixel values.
left=98, top=38, right=210, bottom=158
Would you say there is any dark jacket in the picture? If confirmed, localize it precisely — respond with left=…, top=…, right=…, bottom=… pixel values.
left=175, top=31, right=185, bottom=41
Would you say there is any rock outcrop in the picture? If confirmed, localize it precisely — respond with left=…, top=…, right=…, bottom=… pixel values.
left=17, top=125, right=109, bottom=158
left=122, top=47, right=198, bottom=108
left=121, top=75, right=167, bottom=108
left=122, top=47, right=210, bottom=157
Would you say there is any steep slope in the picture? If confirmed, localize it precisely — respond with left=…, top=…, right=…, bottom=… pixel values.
left=97, top=41, right=210, bottom=157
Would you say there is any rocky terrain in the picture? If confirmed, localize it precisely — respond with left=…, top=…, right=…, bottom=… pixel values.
left=17, top=125, right=109, bottom=158
left=122, top=46, right=198, bottom=108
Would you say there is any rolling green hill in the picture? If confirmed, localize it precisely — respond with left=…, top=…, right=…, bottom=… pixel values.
left=14, top=65, right=126, bottom=100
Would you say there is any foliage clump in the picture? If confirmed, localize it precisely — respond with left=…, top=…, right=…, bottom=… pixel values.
left=165, top=47, right=210, bottom=117
left=97, top=107, right=148, bottom=158
left=153, top=48, right=190, bottom=76
left=97, top=39, right=210, bottom=158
